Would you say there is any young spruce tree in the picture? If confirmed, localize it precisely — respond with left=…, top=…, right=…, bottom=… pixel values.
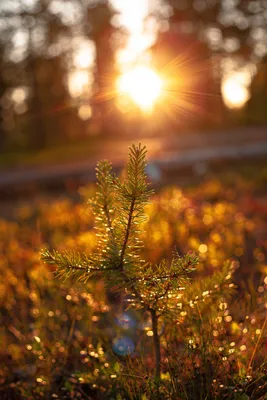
left=41, top=144, right=198, bottom=389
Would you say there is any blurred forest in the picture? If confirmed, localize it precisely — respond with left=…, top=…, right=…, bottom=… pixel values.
left=0, top=0, right=267, bottom=154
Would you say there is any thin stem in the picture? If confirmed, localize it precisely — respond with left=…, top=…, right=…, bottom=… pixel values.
left=150, top=309, right=161, bottom=392
left=119, top=197, right=135, bottom=270
left=153, top=282, right=171, bottom=307
left=247, top=314, right=267, bottom=374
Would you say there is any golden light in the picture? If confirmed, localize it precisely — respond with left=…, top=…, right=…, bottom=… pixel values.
left=117, top=66, right=163, bottom=111
left=222, top=72, right=250, bottom=109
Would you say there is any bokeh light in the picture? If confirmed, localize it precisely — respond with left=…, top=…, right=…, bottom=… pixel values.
left=78, top=105, right=92, bottom=120
left=222, top=72, right=250, bottom=109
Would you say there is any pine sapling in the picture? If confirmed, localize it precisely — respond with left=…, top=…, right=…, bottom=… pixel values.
left=41, top=144, right=198, bottom=391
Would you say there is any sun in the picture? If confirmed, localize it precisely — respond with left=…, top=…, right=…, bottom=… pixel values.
left=117, top=66, right=163, bottom=111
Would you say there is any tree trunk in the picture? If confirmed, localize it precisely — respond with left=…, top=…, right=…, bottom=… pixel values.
left=151, top=308, right=161, bottom=394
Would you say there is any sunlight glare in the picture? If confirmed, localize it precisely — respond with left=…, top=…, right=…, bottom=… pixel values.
left=111, top=0, right=148, bottom=34
left=117, top=66, right=163, bottom=111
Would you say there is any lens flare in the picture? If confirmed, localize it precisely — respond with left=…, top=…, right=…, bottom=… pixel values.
left=117, top=66, right=163, bottom=111
left=116, top=313, right=136, bottom=329
left=112, top=336, right=135, bottom=356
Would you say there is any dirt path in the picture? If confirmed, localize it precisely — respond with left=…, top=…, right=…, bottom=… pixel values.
left=0, top=125, right=266, bottom=197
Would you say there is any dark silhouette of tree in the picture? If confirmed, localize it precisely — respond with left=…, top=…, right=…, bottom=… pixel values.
left=86, top=1, right=119, bottom=135
left=150, top=18, right=223, bottom=130
left=246, top=55, right=267, bottom=124
left=25, top=5, right=81, bottom=149
left=26, top=15, right=78, bottom=148
left=0, top=44, right=7, bottom=152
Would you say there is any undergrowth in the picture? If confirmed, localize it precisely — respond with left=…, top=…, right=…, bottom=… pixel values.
left=0, top=145, right=266, bottom=399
